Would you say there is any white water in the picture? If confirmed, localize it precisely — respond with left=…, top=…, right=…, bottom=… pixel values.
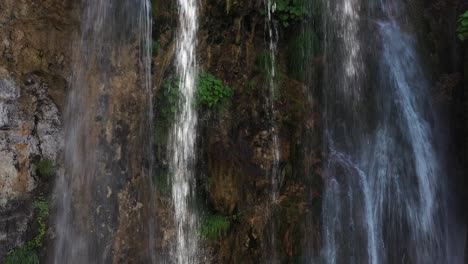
left=321, top=0, right=457, bottom=263
left=265, top=0, right=281, bottom=206
left=264, top=1, right=281, bottom=263
left=170, top=0, right=199, bottom=262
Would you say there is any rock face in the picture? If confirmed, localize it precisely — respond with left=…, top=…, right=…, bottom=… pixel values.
left=151, top=0, right=323, bottom=262
left=0, top=0, right=76, bottom=260
left=0, top=0, right=465, bottom=263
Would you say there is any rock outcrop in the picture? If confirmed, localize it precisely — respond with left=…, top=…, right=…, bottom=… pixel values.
left=0, top=0, right=76, bottom=260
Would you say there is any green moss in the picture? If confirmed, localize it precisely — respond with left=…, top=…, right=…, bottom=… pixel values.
left=287, top=30, right=320, bottom=81
left=154, top=76, right=180, bottom=146
left=457, top=10, right=468, bottom=41
left=4, top=247, right=39, bottom=264
left=196, top=73, right=233, bottom=109
left=201, top=214, right=230, bottom=241
left=152, top=40, right=160, bottom=55
left=153, top=168, right=171, bottom=194
left=5, top=196, right=49, bottom=264
left=35, top=159, right=55, bottom=178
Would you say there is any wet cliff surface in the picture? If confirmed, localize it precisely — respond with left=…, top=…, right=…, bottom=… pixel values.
left=0, top=0, right=76, bottom=260
left=0, top=0, right=467, bottom=263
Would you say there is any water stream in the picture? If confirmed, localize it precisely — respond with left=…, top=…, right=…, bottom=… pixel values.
left=169, top=0, right=200, bottom=262
left=321, top=0, right=460, bottom=263
left=264, top=1, right=281, bottom=263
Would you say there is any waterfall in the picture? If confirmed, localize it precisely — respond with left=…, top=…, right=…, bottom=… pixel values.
left=169, top=0, right=199, bottom=262
left=265, top=0, right=281, bottom=204
left=264, top=1, right=281, bottom=263
left=321, top=0, right=461, bottom=263
left=53, top=0, right=153, bottom=263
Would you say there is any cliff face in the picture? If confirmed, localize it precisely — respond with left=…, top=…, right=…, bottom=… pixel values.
left=0, top=0, right=467, bottom=263
left=151, top=0, right=322, bottom=262
left=0, top=0, right=76, bottom=259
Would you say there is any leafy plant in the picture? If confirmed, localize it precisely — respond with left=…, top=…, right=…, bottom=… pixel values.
left=266, top=0, right=308, bottom=27
left=201, top=214, right=230, bottom=241
left=457, top=10, right=468, bottom=41
left=196, top=73, right=233, bottom=109
left=35, top=159, right=55, bottom=178
left=4, top=196, right=49, bottom=264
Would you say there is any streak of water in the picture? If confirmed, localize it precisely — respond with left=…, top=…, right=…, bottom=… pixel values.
left=264, top=1, right=281, bottom=263
left=53, top=1, right=153, bottom=263
left=169, top=0, right=199, bottom=262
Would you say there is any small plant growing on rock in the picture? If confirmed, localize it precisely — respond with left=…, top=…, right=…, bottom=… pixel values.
left=201, top=214, right=230, bottom=241
left=35, top=159, right=55, bottom=178
left=262, top=0, right=309, bottom=27
left=154, top=76, right=180, bottom=145
left=196, top=73, right=233, bottom=109
left=160, top=77, right=181, bottom=121
left=4, top=196, right=49, bottom=264
left=457, top=10, right=468, bottom=41
left=4, top=247, right=39, bottom=264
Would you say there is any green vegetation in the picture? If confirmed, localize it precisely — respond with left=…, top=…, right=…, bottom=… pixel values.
left=5, top=196, right=49, bottom=264
left=287, top=30, right=320, bottom=80
left=256, top=50, right=275, bottom=75
left=35, top=159, right=55, bottom=178
left=159, top=77, right=181, bottom=122
left=153, top=168, right=171, bottom=194
left=201, top=214, right=230, bottom=241
left=457, top=10, right=468, bottom=41
left=154, top=76, right=180, bottom=145
left=152, top=40, right=160, bottom=55
left=196, top=73, right=233, bottom=109
left=264, top=0, right=308, bottom=27
left=4, top=247, right=39, bottom=264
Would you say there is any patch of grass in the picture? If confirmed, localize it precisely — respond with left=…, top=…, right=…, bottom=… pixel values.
left=4, top=247, right=39, bottom=264
left=201, top=214, right=230, bottom=241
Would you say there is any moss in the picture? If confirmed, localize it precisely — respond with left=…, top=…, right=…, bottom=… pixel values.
left=5, top=196, right=49, bottom=264
left=4, top=247, right=39, bottom=264
left=35, top=159, right=55, bottom=178
left=287, top=30, right=320, bottom=81
left=457, top=10, right=468, bottom=41
left=154, top=76, right=180, bottom=146
left=201, top=214, right=230, bottom=241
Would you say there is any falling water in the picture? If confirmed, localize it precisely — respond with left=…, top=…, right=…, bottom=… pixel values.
left=321, top=0, right=461, bottom=263
left=264, top=1, right=281, bottom=263
left=53, top=0, right=153, bottom=263
left=169, top=0, right=199, bottom=262
left=265, top=0, right=281, bottom=203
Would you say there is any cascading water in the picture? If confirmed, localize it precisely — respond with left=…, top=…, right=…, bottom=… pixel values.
left=264, top=1, right=281, bottom=263
left=169, top=0, right=199, bottom=262
left=265, top=0, right=281, bottom=202
left=321, top=0, right=462, bottom=263
left=53, top=0, right=153, bottom=263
